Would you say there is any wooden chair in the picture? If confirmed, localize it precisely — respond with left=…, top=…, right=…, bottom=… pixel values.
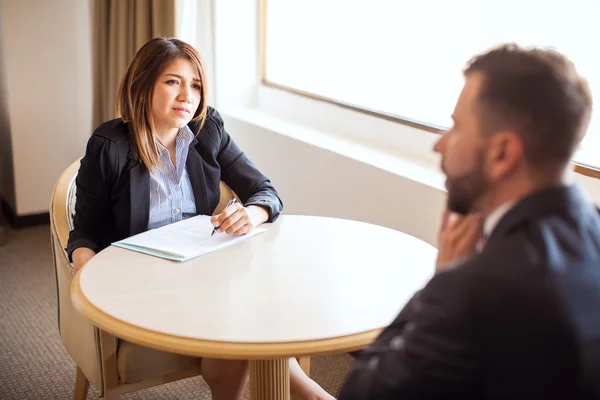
left=50, top=159, right=308, bottom=399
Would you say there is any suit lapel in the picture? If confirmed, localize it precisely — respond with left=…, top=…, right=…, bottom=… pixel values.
left=126, top=128, right=208, bottom=234
left=186, top=145, right=210, bottom=215
left=488, top=185, right=585, bottom=245
left=129, top=162, right=150, bottom=235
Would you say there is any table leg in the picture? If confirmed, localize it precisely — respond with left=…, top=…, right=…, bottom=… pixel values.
left=250, top=358, right=290, bottom=400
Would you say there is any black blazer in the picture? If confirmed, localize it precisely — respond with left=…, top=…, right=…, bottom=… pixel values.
left=67, top=107, right=282, bottom=261
left=340, top=186, right=600, bottom=399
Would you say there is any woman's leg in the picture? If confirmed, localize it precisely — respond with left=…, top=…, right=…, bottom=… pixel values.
left=201, top=356, right=335, bottom=400
left=201, top=358, right=249, bottom=400
left=289, top=357, right=336, bottom=400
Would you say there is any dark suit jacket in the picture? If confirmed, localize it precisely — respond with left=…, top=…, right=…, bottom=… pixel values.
left=67, top=107, right=282, bottom=261
left=340, top=186, right=600, bottom=399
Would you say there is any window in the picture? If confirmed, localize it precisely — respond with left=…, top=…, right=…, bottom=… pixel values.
left=264, top=1, right=600, bottom=169
left=176, top=0, right=198, bottom=47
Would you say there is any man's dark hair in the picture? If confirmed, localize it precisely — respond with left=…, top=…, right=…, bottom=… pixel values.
left=464, top=44, right=592, bottom=173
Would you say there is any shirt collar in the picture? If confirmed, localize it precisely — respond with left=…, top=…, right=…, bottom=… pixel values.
left=483, top=202, right=515, bottom=238
left=154, top=126, right=194, bottom=152
left=178, top=125, right=194, bottom=147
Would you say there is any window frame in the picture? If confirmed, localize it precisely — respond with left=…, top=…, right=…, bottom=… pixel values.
left=258, top=0, right=600, bottom=180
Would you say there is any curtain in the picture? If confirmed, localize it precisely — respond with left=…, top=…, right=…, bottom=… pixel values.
left=92, top=0, right=176, bottom=127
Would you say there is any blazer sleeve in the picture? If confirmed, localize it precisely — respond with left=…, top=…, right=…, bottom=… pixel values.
left=338, top=270, right=479, bottom=400
left=66, top=135, right=118, bottom=262
left=208, top=109, right=283, bottom=222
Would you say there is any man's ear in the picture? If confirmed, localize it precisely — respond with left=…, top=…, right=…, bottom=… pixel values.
left=485, top=131, right=524, bottom=180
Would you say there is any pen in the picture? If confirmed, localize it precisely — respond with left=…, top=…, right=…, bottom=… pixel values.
left=211, top=198, right=237, bottom=236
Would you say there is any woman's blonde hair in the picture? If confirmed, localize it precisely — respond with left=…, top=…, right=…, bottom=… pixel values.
left=116, top=37, right=209, bottom=171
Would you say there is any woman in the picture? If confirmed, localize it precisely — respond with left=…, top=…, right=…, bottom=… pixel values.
left=68, top=37, right=334, bottom=400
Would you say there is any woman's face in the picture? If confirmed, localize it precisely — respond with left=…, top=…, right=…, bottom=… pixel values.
left=151, top=57, right=201, bottom=137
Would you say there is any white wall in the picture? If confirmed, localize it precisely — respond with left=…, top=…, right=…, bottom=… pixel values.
left=212, top=0, right=258, bottom=110
left=176, top=0, right=217, bottom=106
left=0, top=0, right=92, bottom=216
left=223, top=113, right=447, bottom=246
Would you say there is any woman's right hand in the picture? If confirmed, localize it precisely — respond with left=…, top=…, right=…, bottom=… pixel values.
left=72, top=247, right=96, bottom=273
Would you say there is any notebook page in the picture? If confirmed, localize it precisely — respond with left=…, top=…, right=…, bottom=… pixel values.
left=113, top=214, right=265, bottom=259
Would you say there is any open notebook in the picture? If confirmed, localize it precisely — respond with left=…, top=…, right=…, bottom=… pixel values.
left=112, top=214, right=265, bottom=262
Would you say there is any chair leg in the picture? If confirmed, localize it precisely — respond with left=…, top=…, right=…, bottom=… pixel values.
left=73, top=366, right=89, bottom=400
left=102, top=389, right=120, bottom=400
left=297, top=357, right=311, bottom=377
left=99, top=330, right=120, bottom=400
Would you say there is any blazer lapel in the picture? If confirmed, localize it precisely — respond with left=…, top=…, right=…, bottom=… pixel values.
left=488, top=185, right=584, bottom=245
left=128, top=152, right=150, bottom=236
left=186, top=144, right=210, bottom=215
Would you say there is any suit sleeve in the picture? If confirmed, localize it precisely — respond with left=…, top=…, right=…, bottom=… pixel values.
left=208, top=109, right=283, bottom=222
left=66, top=135, right=118, bottom=261
left=339, top=270, right=479, bottom=400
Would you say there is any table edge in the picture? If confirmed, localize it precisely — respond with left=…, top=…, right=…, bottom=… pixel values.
left=71, top=271, right=383, bottom=359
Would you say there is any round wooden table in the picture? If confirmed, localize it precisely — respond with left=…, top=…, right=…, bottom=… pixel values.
left=72, top=215, right=436, bottom=399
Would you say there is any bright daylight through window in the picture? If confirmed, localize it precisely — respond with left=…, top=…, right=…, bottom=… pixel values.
left=265, top=1, right=600, bottom=168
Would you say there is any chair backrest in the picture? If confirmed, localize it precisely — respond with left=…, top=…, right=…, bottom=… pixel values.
left=51, top=160, right=80, bottom=254
left=215, top=181, right=237, bottom=215
left=49, top=159, right=104, bottom=392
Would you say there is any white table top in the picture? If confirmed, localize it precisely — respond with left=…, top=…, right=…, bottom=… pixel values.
left=78, top=215, right=436, bottom=344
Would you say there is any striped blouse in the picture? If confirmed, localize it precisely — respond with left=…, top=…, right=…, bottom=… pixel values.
left=147, top=126, right=197, bottom=230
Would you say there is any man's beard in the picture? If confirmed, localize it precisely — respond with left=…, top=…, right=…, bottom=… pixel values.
left=445, top=156, right=489, bottom=215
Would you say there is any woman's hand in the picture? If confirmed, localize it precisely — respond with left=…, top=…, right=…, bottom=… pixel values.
left=72, top=247, right=96, bottom=273
left=210, top=203, right=269, bottom=236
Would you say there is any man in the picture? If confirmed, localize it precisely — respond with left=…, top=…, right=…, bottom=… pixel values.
left=339, top=44, right=600, bottom=399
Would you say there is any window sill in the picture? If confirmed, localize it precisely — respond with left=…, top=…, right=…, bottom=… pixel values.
left=221, top=107, right=447, bottom=193
left=257, top=82, right=600, bottom=181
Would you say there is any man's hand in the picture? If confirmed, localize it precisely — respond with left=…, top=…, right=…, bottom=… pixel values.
left=436, top=209, right=484, bottom=273
left=210, top=203, right=269, bottom=236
